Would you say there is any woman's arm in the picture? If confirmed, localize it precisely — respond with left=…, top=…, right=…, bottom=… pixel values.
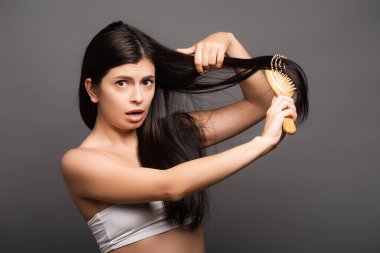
left=225, top=33, right=275, bottom=109
left=168, top=136, right=272, bottom=200
left=60, top=136, right=272, bottom=204
left=178, top=32, right=276, bottom=148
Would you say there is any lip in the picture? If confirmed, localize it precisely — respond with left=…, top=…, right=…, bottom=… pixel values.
left=125, top=109, right=145, bottom=123
left=125, top=108, right=145, bottom=114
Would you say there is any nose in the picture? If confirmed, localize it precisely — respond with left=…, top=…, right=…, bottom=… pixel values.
left=131, top=85, right=143, bottom=104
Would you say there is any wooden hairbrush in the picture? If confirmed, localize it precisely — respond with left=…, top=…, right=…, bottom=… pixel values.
left=264, top=54, right=297, bottom=135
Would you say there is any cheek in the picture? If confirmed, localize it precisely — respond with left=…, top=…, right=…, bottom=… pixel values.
left=103, top=94, right=122, bottom=109
left=100, top=93, right=125, bottom=116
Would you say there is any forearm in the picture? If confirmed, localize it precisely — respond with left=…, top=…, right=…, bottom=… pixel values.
left=167, top=136, right=273, bottom=199
left=226, top=33, right=275, bottom=107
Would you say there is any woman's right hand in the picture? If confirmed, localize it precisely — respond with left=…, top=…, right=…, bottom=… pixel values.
left=259, top=95, right=298, bottom=150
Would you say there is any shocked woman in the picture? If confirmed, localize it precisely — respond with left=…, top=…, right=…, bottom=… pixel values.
left=60, top=21, right=308, bottom=253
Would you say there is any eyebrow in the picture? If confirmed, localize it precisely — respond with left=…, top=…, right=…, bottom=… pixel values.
left=114, top=75, right=155, bottom=80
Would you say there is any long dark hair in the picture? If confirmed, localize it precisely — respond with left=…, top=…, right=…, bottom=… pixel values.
left=78, top=21, right=309, bottom=231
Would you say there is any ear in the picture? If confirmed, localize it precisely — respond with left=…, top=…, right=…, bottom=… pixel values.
left=84, top=78, right=99, bottom=103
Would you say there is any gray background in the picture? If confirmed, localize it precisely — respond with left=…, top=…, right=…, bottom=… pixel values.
left=1, top=0, right=379, bottom=252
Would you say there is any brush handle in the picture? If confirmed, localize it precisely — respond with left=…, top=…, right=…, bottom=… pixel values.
left=283, top=117, right=296, bottom=135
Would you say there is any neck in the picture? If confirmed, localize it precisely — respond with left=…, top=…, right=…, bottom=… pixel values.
left=88, top=113, right=139, bottom=151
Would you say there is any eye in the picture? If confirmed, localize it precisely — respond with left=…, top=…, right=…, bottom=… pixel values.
left=143, top=79, right=154, bottom=86
left=115, top=80, right=128, bottom=87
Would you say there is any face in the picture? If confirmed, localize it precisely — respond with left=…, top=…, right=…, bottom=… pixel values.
left=86, top=58, right=156, bottom=131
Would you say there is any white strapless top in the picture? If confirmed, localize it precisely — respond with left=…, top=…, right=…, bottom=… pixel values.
left=86, top=200, right=193, bottom=253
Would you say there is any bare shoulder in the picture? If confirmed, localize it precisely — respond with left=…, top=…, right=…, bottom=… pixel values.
left=60, top=147, right=107, bottom=185
left=61, top=148, right=98, bottom=171
left=59, top=147, right=116, bottom=199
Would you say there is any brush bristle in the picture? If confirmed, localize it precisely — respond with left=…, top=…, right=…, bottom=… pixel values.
left=265, top=54, right=297, bottom=97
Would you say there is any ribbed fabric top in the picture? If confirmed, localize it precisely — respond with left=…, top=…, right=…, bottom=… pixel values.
left=86, top=200, right=193, bottom=253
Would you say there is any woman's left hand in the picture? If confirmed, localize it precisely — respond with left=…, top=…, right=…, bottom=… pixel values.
left=176, top=32, right=235, bottom=74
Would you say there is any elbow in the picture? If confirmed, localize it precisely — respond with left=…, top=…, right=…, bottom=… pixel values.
left=170, top=193, right=182, bottom=202
left=166, top=171, right=185, bottom=201
left=168, top=183, right=185, bottom=201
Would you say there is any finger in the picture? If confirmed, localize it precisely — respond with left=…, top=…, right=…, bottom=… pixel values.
left=272, top=96, right=287, bottom=108
left=194, top=44, right=203, bottom=74
left=274, top=96, right=293, bottom=109
left=202, top=44, right=211, bottom=71
left=277, top=100, right=291, bottom=112
left=215, top=48, right=226, bottom=69
left=279, top=101, right=297, bottom=121
left=208, top=48, right=218, bottom=69
left=289, top=103, right=297, bottom=114
left=281, top=108, right=297, bottom=121
left=277, top=95, right=294, bottom=104
left=284, top=96, right=295, bottom=105
left=278, top=98, right=295, bottom=110
left=293, top=112, right=298, bottom=121
left=176, top=45, right=196, bottom=55
left=281, top=108, right=293, bottom=117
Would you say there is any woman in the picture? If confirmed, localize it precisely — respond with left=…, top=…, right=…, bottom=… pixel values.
left=60, top=21, right=308, bottom=253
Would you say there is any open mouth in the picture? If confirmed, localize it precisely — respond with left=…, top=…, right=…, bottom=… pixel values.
left=125, top=111, right=144, bottom=122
